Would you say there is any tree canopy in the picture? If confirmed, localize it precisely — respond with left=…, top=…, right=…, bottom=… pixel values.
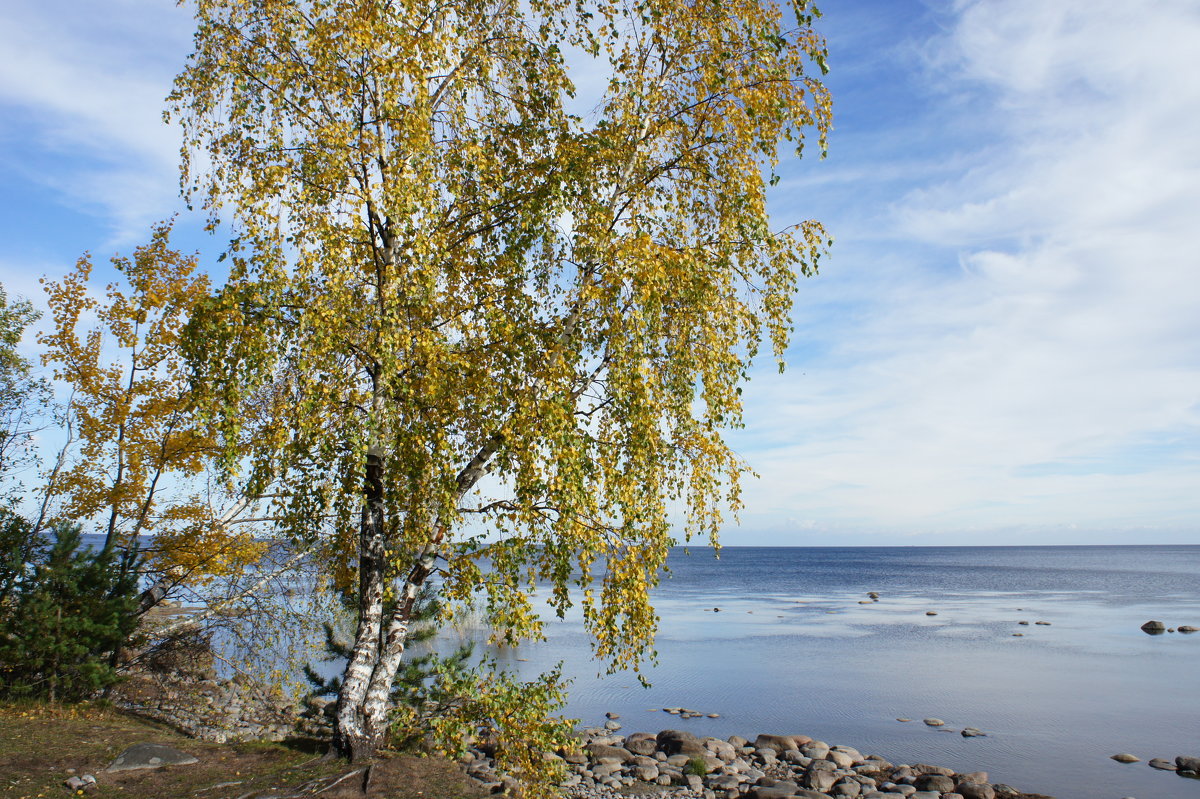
left=170, top=0, right=831, bottom=769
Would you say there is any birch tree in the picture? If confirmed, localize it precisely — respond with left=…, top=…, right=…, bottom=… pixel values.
left=39, top=223, right=266, bottom=591
left=172, top=0, right=831, bottom=765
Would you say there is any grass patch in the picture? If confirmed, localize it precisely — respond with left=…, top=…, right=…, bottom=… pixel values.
left=0, top=702, right=485, bottom=799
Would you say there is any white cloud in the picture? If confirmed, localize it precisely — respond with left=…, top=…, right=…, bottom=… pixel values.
left=732, top=0, right=1200, bottom=542
left=0, top=0, right=193, bottom=244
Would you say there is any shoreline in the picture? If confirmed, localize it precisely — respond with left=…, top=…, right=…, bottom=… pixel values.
left=465, top=723, right=1058, bottom=799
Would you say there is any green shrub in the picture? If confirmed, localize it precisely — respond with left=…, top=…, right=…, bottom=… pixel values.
left=0, top=521, right=140, bottom=701
left=686, top=756, right=709, bottom=776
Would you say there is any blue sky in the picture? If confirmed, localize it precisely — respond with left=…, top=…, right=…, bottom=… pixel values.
left=1, top=0, right=1198, bottom=545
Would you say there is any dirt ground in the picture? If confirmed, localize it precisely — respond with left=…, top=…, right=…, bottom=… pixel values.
left=0, top=703, right=487, bottom=799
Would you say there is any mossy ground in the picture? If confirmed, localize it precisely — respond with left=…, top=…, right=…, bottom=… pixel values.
left=0, top=702, right=485, bottom=799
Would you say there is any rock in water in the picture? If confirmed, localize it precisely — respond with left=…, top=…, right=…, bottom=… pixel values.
left=923, top=718, right=945, bottom=727
left=1140, top=620, right=1166, bottom=634
left=925, top=611, right=938, bottom=616
left=1111, top=753, right=1140, bottom=763
left=1148, top=758, right=1177, bottom=770
left=106, top=743, right=199, bottom=772
left=1177, top=755, right=1200, bottom=772
left=1178, top=625, right=1198, bottom=633
left=961, top=727, right=986, bottom=737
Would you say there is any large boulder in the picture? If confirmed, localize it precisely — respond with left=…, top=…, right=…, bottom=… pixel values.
left=585, top=742, right=633, bottom=764
left=800, top=741, right=831, bottom=760
left=106, top=743, right=199, bottom=772
left=957, top=782, right=996, bottom=799
left=1141, top=620, right=1166, bottom=634
left=827, top=749, right=856, bottom=768
left=658, top=729, right=706, bottom=757
left=1176, top=755, right=1200, bottom=772
left=914, top=773, right=956, bottom=793
left=755, top=734, right=801, bottom=754
left=624, top=732, right=658, bottom=756
left=801, top=767, right=838, bottom=793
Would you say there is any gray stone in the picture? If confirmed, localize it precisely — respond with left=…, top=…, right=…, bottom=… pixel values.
left=658, top=729, right=707, bottom=757
left=1176, top=756, right=1200, bottom=771
left=961, top=727, right=986, bottom=737
left=912, top=774, right=955, bottom=793
left=1148, top=758, right=1177, bottom=771
left=956, top=782, right=995, bottom=799
left=624, top=733, right=658, bottom=756
left=753, top=747, right=777, bottom=762
left=707, top=738, right=739, bottom=761
left=827, top=749, right=856, bottom=768
left=832, top=779, right=863, bottom=797
left=801, top=768, right=838, bottom=793
left=1111, top=753, right=1140, bottom=763
left=590, top=762, right=622, bottom=779
left=1179, top=625, right=1198, bottom=633
left=922, top=718, right=945, bottom=727
left=800, top=741, right=830, bottom=760
left=1141, top=620, right=1166, bottom=634
left=633, top=765, right=660, bottom=781
left=106, top=743, right=199, bottom=772
left=603, top=720, right=622, bottom=731
left=755, top=734, right=800, bottom=754
left=958, top=771, right=988, bottom=784
left=586, top=743, right=633, bottom=763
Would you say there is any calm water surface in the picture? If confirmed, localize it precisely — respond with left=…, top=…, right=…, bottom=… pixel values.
left=477, top=546, right=1200, bottom=799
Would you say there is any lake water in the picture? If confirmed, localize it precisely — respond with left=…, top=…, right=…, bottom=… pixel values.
left=79, top=533, right=1198, bottom=798
left=476, top=546, right=1200, bottom=799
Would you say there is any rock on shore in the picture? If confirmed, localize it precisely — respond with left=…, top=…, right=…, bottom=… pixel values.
left=462, top=726, right=1055, bottom=799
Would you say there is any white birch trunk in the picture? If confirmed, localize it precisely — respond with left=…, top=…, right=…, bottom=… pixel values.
left=333, top=446, right=389, bottom=761
left=332, top=436, right=502, bottom=760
